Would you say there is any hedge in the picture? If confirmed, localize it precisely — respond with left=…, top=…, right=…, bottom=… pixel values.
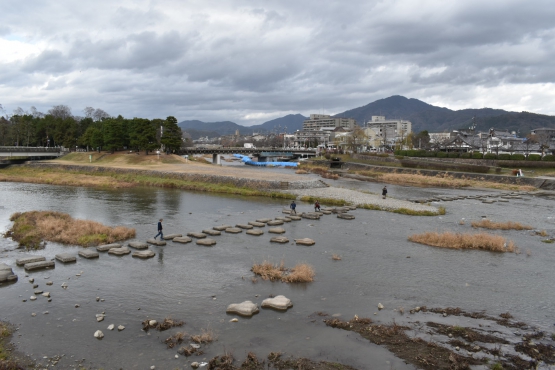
left=484, top=153, right=497, bottom=159
left=460, top=152, right=472, bottom=159
left=436, top=152, right=448, bottom=158
left=472, top=152, right=483, bottom=159
left=542, top=155, right=555, bottom=161
left=527, top=154, right=541, bottom=161
left=511, top=154, right=526, bottom=160
left=447, top=152, right=460, bottom=158
left=498, top=154, right=511, bottom=160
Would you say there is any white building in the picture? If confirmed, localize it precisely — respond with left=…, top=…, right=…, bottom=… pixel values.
left=302, top=114, right=356, bottom=130
left=365, top=116, right=412, bottom=147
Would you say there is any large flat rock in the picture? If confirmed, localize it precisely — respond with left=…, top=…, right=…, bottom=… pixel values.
left=187, top=232, right=207, bottom=239
left=261, top=295, right=293, bottom=310
left=163, top=233, right=182, bottom=240
left=226, top=301, right=259, bottom=317
left=337, top=213, right=355, bottom=220
left=213, top=225, right=232, bottom=231
left=0, top=263, right=18, bottom=282
left=248, top=221, right=265, bottom=227
left=16, top=256, right=46, bottom=266
left=55, top=253, right=77, bottom=263
left=173, top=236, right=192, bottom=244
left=196, top=238, right=217, bottom=246
left=270, top=236, right=289, bottom=243
left=225, top=227, right=242, bottom=234
left=268, top=227, right=286, bottom=234
left=275, top=217, right=291, bottom=222
left=202, top=229, right=221, bottom=236
left=267, top=220, right=284, bottom=226
left=281, top=209, right=292, bottom=214
left=108, top=246, right=131, bottom=256
left=147, top=239, right=167, bottom=246
left=24, top=261, right=55, bottom=271
left=78, top=249, right=99, bottom=259
left=236, top=224, right=253, bottom=229
left=128, top=241, right=149, bottom=249
left=295, top=238, right=315, bottom=246
left=132, top=250, right=155, bottom=259
left=255, top=218, right=272, bottom=223
left=289, top=215, right=302, bottom=221
left=96, top=243, right=122, bottom=252
left=246, top=229, right=264, bottom=236
left=301, top=213, right=320, bottom=220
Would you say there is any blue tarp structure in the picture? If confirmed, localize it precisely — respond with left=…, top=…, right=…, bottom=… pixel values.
left=233, top=154, right=298, bottom=167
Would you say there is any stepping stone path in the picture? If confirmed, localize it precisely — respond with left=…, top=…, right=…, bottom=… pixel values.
left=270, top=236, right=289, bottom=243
left=16, top=256, right=46, bottom=266
left=24, top=261, right=55, bottom=271
left=226, top=301, right=259, bottom=316
left=268, top=227, right=286, bottom=234
left=78, top=249, right=99, bottom=259
left=248, top=221, right=265, bottom=227
left=202, top=229, right=221, bottom=236
left=108, top=247, right=131, bottom=256
left=301, top=213, right=320, bottom=220
left=173, top=236, right=192, bottom=244
left=132, top=250, right=155, bottom=259
left=337, top=213, right=355, bottom=220
left=261, top=295, right=293, bottom=310
left=128, top=242, right=149, bottom=249
left=0, top=263, right=18, bottom=282
left=246, top=229, right=264, bottom=236
left=55, top=253, right=77, bottom=263
left=163, top=234, right=182, bottom=240
left=267, top=220, right=284, bottom=226
left=147, top=239, right=167, bottom=246
left=275, top=217, right=291, bottom=222
left=256, top=218, right=272, bottom=223
left=236, top=224, right=253, bottom=229
left=295, top=238, right=315, bottom=246
left=187, top=232, right=207, bottom=239
left=196, top=238, right=217, bottom=246
left=289, top=215, right=301, bottom=221
left=321, top=210, right=332, bottom=215
left=96, top=243, right=122, bottom=252
left=282, top=209, right=291, bottom=214
left=225, top=227, right=242, bottom=234
left=213, top=225, right=232, bottom=231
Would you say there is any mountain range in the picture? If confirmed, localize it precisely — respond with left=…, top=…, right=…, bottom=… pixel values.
left=179, top=96, right=555, bottom=138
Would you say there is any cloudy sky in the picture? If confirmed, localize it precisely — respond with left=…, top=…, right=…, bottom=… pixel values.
left=1, top=0, right=555, bottom=125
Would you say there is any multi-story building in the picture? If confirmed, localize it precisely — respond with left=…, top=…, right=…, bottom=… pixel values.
left=365, top=116, right=412, bottom=147
left=302, top=114, right=356, bottom=130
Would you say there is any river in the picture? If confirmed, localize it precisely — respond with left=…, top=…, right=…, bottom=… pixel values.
left=1, top=176, right=554, bottom=369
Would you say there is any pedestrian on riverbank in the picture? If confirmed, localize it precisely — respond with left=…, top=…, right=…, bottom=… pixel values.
left=314, top=200, right=321, bottom=212
left=382, top=186, right=388, bottom=199
left=154, top=218, right=163, bottom=240
left=290, top=200, right=297, bottom=214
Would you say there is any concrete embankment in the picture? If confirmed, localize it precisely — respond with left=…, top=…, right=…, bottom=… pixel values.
left=19, top=162, right=326, bottom=190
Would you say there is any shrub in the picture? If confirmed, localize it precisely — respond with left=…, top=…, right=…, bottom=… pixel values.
left=447, top=152, right=460, bottom=158
left=542, top=155, right=555, bottom=161
left=472, top=152, right=483, bottom=159
left=498, top=154, right=511, bottom=160
left=394, top=155, right=404, bottom=160
left=436, top=152, right=448, bottom=158
left=484, top=153, right=497, bottom=160
left=511, top=154, right=526, bottom=160
left=460, top=152, right=472, bottom=159
left=527, top=154, right=541, bottom=161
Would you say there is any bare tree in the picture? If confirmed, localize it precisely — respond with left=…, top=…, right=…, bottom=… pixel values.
left=48, top=105, right=72, bottom=120
left=83, top=107, right=95, bottom=118
left=30, top=106, right=44, bottom=118
left=93, top=108, right=110, bottom=121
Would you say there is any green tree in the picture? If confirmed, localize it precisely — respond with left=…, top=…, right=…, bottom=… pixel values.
left=160, top=116, right=183, bottom=152
left=129, top=118, right=158, bottom=154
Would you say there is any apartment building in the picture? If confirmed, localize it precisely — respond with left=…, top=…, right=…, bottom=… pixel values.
left=365, top=116, right=412, bottom=146
left=302, top=114, right=357, bottom=130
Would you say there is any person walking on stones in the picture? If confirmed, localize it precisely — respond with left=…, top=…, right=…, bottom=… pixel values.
left=382, top=186, right=388, bottom=199
left=314, top=200, right=321, bottom=212
left=154, top=218, right=163, bottom=240
left=290, top=200, right=297, bottom=215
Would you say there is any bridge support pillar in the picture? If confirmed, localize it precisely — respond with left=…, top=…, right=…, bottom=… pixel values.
left=212, top=154, right=221, bottom=165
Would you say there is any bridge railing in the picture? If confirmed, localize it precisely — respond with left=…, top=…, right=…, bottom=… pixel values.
left=0, top=147, right=61, bottom=153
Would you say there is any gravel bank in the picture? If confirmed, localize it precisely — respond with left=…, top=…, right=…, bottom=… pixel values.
left=284, top=187, right=441, bottom=213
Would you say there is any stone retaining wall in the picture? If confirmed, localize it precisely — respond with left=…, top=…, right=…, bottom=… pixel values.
left=21, top=163, right=326, bottom=190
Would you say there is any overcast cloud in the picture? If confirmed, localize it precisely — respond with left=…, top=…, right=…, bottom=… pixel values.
left=1, top=0, right=555, bottom=125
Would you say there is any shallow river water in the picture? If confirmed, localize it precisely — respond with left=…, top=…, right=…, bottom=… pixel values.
left=1, top=173, right=555, bottom=369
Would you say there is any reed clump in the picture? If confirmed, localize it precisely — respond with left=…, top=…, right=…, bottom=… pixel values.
left=299, top=195, right=348, bottom=206
left=251, top=260, right=314, bottom=283
left=332, top=254, right=342, bottom=260
left=408, top=231, right=516, bottom=253
left=471, top=219, right=533, bottom=230
left=191, top=328, right=216, bottom=344
left=8, top=211, right=135, bottom=249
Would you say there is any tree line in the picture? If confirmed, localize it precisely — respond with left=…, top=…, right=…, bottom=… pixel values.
left=0, top=105, right=185, bottom=153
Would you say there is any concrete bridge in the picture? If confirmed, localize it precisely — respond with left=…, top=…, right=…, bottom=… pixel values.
left=0, top=147, right=63, bottom=158
left=179, top=147, right=317, bottom=164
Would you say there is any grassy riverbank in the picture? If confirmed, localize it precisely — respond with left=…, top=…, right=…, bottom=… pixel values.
left=0, top=321, right=29, bottom=369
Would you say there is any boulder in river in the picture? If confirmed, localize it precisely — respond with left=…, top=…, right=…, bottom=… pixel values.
left=187, top=232, right=207, bottom=239
left=128, top=241, right=149, bottom=249
left=295, top=238, right=315, bottom=246
left=246, top=229, right=264, bottom=236
left=94, top=330, right=104, bottom=339
left=196, top=238, right=217, bottom=246
left=268, top=227, right=286, bottom=234
left=96, top=243, right=122, bottom=252
left=55, top=253, right=77, bottom=263
left=78, top=249, right=99, bottom=259
left=226, top=301, right=259, bottom=317
left=0, top=263, right=18, bottom=282
left=261, top=295, right=293, bottom=310
left=173, top=236, right=192, bottom=244
left=132, top=250, right=156, bottom=259
left=270, top=236, right=289, bottom=243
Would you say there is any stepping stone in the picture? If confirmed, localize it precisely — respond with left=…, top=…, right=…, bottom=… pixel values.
left=295, top=238, right=315, bottom=246
left=16, top=256, right=46, bottom=266
left=187, top=232, right=207, bottom=239
left=163, top=234, right=182, bottom=240
left=128, top=241, right=149, bottom=249
left=482, top=200, right=496, bottom=204
left=173, top=236, right=192, bottom=244
left=275, top=217, right=291, bottom=222
left=289, top=216, right=301, bottom=221
left=498, top=199, right=509, bottom=202
left=55, top=253, right=77, bottom=263
left=132, top=250, right=155, bottom=259
left=225, top=227, right=242, bottom=234
left=202, top=229, right=221, bottom=236
left=347, top=206, right=357, bottom=210
left=267, top=220, right=284, bottom=226
left=96, top=243, right=122, bottom=252
left=337, top=213, right=355, bottom=220
left=0, top=263, right=18, bottom=282
left=213, top=225, right=232, bottom=231
left=196, top=238, right=217, bottom=246
left=108, top=247, right=131, bottom=256
left=24, top=261, right=55, bottom=271
left=246, top=229, right=264, bottom=236
left=268, top=227, right=286, bottom=234
left=78, top=249, right=99, bottom=259
left=248, top=221, right=265, bottom=227
left=226, top=301, right=259, bottom=317
left=301, top=213, right=320, bottom=220
left=236, top=224, right=253, bottom=229
left=282, top=209, right=292, bottom=214
left=321, top=210, right=332, bottom=215
left=255, top=218, right=272, bottom=223
left=270, top=236, right=289, bottom=243
left=146, top=239, right=166, bottom=246
left=261, top=295, right=293, bottom=311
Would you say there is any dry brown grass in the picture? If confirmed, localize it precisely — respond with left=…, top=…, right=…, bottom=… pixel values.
left=408, top=231, right=516, bottom=253
left=251, top=260, right=314, bottom=283
left=332, top=254, right=342, bottom=260
left=471, top=219, right=533, bottom=230
left=8, top=211, right=135, bottom=249
left=164, top=331, right=187, bottom=348
left=191, top=328, right=216, bottom=344
left=537, top=230, right=548, bottom=237
left=295, top=170, right=309, bottom=174
left=459, top=220, right=466, bottom=225
left=0, top=167, right=134, bottom=188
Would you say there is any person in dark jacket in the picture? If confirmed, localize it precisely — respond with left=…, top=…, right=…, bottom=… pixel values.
left=290, top=201, right=297, bottom=214
left=382, top=186, right=388, bottom=199
left=154, top=218, right=163, bottom=240
left=314, top=200, right=321, bottom=212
